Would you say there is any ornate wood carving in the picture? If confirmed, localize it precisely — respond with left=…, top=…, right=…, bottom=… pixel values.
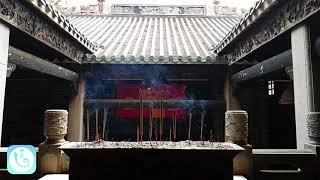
left=0, top=0, right=87, bottom=63
left=224, top=0, right=320, bottom=63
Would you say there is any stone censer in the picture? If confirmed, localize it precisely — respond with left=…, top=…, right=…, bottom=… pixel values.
left=60, top=141, right=243, bottom=180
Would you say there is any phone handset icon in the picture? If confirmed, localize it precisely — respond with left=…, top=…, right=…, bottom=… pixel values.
left=13, top=148, right=30, bottom=168
left=7, top=145, right=36, bottom=174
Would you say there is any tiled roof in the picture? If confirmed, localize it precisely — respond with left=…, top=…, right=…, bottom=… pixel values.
left=214, top=0, right=279, bottom=53
left=69, top=15, right=240, bottom=64
left=27, top=0, right=98, bottom=52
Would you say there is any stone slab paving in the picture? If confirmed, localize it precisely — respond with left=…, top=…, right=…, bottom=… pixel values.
left=234, top=176, right=248, bottom=180
left=38, top=174, right=69, bottom=180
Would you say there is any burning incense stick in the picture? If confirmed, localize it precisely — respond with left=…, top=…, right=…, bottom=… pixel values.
left=139, top=89, right=144, bottom=141
left=155, top=123, right=158, bottom=143
left=149, top=103, right=153, bottom=142
left=160, top=91, right=164, bottom=141
left=174, top=112, right=177, bottom=141
left=172, top=112, right=177, bottom=141
left=200, top=110, right=206, bottom=142
left=137, top=125, right=140, bottom=142
left=188, top=111, right=192, bottom=140
left=95, top=109, right=99, bottom=141
left=105, top=129, right=109, bottom=141
left=102, top=108, right=108, bottom=140
left=86, top=109, right=90, bottom=141
left=141, top=90, right=144, bottom=140
left=139, top=89, right=142, bottom=140
left=169, top=125, right=172, bottom=141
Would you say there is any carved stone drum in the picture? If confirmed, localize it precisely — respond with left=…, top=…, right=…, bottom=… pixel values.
left=225, top=110, right=248, bottom=145
left=44, top=110, right=68, bottom=143
left=307, top=112, right=320, bottom=145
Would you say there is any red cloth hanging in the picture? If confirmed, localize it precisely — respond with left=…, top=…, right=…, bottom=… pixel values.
left=116, top=84, right=187, bottom=120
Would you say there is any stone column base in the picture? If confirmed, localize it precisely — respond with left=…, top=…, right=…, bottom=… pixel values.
left=38, top=141, right=70, bottom=175
left=305, top=143, right=320, bottom=159
left=233, top=144, right=252, bottom=178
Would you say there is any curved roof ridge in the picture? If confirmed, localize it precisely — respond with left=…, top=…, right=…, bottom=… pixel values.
left=68, top=14, right=241, bottom=18
left=213, top=0, right=279, bottom=53
left=27, top=0, right=98, bottom=52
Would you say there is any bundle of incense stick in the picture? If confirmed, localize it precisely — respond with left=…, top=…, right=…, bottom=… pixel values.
left=200, top=110, right=206, bottom=142
left=86, top=109, right=90, bottom=141
left=149, top=103, right=153, bottom=142
left=188, top=111, right=192, bottom=140
left=160, top=91, right=164, bottom=141
left=102, top=108, right=108, bottom=140
left=95, top=109, right=99, bottom=141
left=139, top=89, right=144, bottom=141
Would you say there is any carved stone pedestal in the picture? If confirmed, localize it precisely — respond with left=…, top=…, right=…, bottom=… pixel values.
left=306, top=112, right=320, bottom=145
left=39, top=110, right=69, bottom=175
left=225, top=110, right=248, bottom=145
left=39, top=142, right=69, bottom=173
left=226, top=111, right=251, bottom=177
left=233, top=144, right=253, bottom=178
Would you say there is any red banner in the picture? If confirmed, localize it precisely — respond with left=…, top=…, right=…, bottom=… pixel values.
left=116, top=84, right=187, bottom=120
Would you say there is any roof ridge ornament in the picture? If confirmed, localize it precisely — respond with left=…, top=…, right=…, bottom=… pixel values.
left=112, top=5, right=206, bottom=16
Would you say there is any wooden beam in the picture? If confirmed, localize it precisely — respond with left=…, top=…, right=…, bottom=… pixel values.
left=84, top=64, right=227, bottom=80
left=84, top=99, right=223, bottom=109
left=8, top=46, right=79, bottom=81
left=232, top=50, right=292, bottom=83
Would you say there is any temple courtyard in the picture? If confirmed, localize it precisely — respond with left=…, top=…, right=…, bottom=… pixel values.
left=0, top=0, right=320, bottom=179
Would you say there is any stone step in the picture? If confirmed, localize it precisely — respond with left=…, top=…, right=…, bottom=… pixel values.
left=234, top=175, right=247, bottom=180
left=0, top=147, right=8, bottom=168
left=0, top=169, right=37, bottom=180
left=252, top=149, right=319, bottom=180
left=38, top=174, right=69, bottom=180
left=39, top=174, right=246, bottom=180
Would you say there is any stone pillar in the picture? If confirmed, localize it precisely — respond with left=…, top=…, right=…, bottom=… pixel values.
left=39, top=110, right=69, bottom=174
left=291, top=24, right=314, bottom=149
left=0, top=23, right=10, bottom=146
left=67, top=79, right=85, bottom=142
left=224, top=70, right=241, bottom=111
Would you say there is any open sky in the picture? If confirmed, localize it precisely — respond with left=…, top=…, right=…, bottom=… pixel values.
left=62, top=0, right=258, bottom=9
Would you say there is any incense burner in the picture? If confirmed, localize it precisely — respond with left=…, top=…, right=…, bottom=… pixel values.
left=60, top=141, right=243, bottom=180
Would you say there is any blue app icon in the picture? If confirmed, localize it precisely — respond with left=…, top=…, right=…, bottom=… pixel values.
left=7, top=145, right=36, bottom=174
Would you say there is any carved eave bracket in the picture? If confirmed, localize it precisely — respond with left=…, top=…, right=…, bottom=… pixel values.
left=221, top=0, right=320, bottom=65
left=0, top=0, right=94, bottom=63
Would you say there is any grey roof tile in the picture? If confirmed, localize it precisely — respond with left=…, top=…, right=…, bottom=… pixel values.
left=69, top=15, right=240, bottom=63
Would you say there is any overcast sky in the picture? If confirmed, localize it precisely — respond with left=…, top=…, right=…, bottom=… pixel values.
left=62, top=0, right=258, bottom=9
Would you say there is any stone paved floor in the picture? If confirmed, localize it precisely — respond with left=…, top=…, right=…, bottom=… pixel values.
left=39, top=174, right=247, bottom=180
